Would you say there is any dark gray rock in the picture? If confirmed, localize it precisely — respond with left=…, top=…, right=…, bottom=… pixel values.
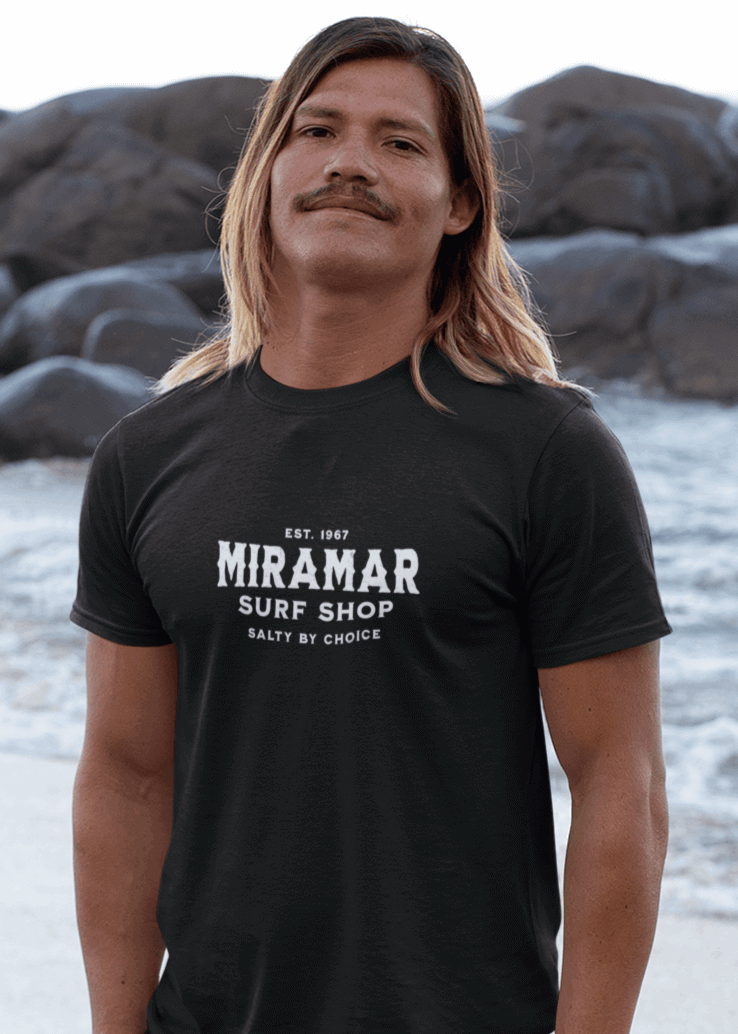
left=0, top=270, right=201, bottom=372
left=2, top=246, right=223, bottom=304
left=0, top=121, right=219, bottom=271
left=0, top=265, right=20, bottom=319
left=509, top=225, right=738, bottom=401
left=106, top=76, right=268, bottom=177
left=0, top=356, right=151, bottom=461
left=490, top=66, right=737, bottom=238
left=111, top=249, right=224, bottom=313
left=508, top=229, right=678, bottom=380
left=2, top=250, right=86, bottom=292
left=650, top=286, right=738, bottom=403
left=644, top=224, right=738, bottom=290
left=493, top=65, right=728, bottom=127
left=719, top=105, right=738, bottom=158
left=2, top=77, right=267, bottom=199
left=42, top=86, right=150, bottom=117
left=0, top=101, right=83, bottom=200
left=82, top=309, right=216, bottom=380
left=498, top=105, right=737, bottom=237
left=644, top=225, right=738, bottom=402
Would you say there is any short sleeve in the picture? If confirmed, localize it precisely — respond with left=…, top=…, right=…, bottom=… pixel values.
left=70, top=424, right=172, bottom=647
left=524, top=398, right=671, bottom=668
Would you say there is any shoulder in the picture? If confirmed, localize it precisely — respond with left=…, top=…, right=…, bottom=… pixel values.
left=425, top=348, right=601, bottom=454
left=112, top=366, right=236, bottom=448
left=86, top=367, right=239, bottom=494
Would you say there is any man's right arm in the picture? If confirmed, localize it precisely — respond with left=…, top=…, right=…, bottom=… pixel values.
left=73, top=633, right=178, bottom=1034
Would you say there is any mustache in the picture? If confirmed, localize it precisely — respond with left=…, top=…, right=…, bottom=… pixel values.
left=292, top=184, right=399, bottom=223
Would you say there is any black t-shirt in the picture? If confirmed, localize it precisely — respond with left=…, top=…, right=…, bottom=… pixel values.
left=71, top=345, right=671, bottom=1034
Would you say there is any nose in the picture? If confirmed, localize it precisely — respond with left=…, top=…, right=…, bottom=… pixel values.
left=323, top=132, right=379, bottom=185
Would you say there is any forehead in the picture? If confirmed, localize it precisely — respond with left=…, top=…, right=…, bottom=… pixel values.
left=297, top=57, right=441, bottom=137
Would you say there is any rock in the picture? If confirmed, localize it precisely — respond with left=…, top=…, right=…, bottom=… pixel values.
left=719, top=105, right=738, bottom=159
left=644, top=225, right=738, bottom=403
left=649, top=286, right=738, bottom=403
left=493, top=65, right=728, bottom=126
left=111, top=249, right=224, bottom=313
left=106, top=76, right=268, bottom=177
left=490, top=66, right=738, bottom=237
left=44, top=86, right=150, bottom=117
left=0, top=356, right=151, bottom=461
left=2, top=246, right=223, bottom=304
left=644, top=224, right=738, bottom=288
left=0, top=121, right=219, bottom=272
left=0, top=265, right=20, bottom=319
left=2, top=250, right=86, bottom=292
left=508, top=229, right=678, bottom=380
left=1, top=77, right=267, bottom=200
left=0, top=270, right=202, bottom=373
left=0, top=101, right=83, bottom=200
left=509, top=225, right=738, bottom=401
left=82, top=309, right=216, bottom=380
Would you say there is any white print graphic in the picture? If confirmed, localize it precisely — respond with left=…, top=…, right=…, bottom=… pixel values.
left=217, top=542, right=419, bottom=594
left=217, top=539, right=419, bottom=646
left=247, top=628, right=382, bottom=646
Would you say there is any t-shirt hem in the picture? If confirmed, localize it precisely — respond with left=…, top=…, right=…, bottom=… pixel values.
left=533, top=617, right=672, bottom=668
left=70, top=607, right=173, bottom=647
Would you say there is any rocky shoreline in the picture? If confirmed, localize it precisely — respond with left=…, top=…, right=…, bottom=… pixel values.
left=1, top=65, right=737, bottom=460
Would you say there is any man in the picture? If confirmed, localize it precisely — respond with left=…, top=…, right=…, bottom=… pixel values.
left=71, top=17, right=671, bottom=1034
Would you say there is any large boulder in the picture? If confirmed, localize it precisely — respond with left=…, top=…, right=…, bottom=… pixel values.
left=644, top=224, right=738, bottom=287
left=649, top=286, right=738, bottom=402
left=0, top=101, right=83, bottom=200
left=102, top=76, right=268, bottom=177
left=0, top=121, right=219, bottom=272
left=0, top=356, right=151, bottom=461
left=644, top=226, right=738, bottom=402
left=110, top=249, right=224, bottom=314
left=508, top=229, right=678, bottom=381
left=509, top=225, right=738, bottom=401
left=0, top=270, right=202, bottom=372
left=490, top=66, right=738, bottom=237
left=81, top=309, right=216, bottom=380
left=0, top=76, right=267, bottom=199
left=494, top=65, right=728, bottom=126
left=1, top=250, right=86, bottom=293
left=2, top=246, right=223, bottom=304
left=0, top=265, right=19, bottom=319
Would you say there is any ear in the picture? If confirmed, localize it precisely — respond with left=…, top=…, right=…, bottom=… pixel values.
left=443, top=179, right=481, bottom=237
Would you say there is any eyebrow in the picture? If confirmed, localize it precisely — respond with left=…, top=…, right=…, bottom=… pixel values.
left=293, top=103, right=437, bottom=143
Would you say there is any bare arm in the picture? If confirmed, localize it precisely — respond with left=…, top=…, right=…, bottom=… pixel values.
left=73, top=633, right=178, bottom=1034
left=538, top=641, right=669, bottom=1034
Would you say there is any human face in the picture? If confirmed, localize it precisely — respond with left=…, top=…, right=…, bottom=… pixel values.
left=269, top=58, right=475, bottom=295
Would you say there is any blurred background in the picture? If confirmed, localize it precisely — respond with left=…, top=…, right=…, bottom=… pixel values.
left=0, top=1, right=737, bottom=1030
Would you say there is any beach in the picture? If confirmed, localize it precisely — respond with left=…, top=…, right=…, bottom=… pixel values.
left=1, top=750, right=736, bottom=1033
left=1, top=382, right=738, bottom=1030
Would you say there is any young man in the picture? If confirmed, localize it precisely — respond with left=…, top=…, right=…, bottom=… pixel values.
left=71, top=17, right=671, bottom=1034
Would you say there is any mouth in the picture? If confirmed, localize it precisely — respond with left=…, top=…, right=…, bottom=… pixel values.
left=294, top=188, right=397, bottom=223
left=307, top=197, right=386, bottom=219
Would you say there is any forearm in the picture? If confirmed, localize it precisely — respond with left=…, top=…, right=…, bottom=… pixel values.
left=555, top=779, right=668, bottom=1034
left=73, top=754, right=174, bottom=1034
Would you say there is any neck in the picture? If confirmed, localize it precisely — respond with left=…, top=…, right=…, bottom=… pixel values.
left=260, top=278, right=431, bottom=390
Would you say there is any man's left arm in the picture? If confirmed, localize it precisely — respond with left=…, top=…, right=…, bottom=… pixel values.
left=538, top=640, right=669, bottom=1034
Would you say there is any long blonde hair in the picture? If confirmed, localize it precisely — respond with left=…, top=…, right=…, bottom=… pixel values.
left=154, top=17, right=577, bottom=407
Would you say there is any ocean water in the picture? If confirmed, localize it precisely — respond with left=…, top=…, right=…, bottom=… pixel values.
left=0, top=382, right=736, bottom=921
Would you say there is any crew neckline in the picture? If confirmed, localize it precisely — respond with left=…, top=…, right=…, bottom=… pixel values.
left=245, top=344, right=442, bottom=412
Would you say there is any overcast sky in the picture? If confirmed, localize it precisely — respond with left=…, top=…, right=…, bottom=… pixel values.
left=5, top=0, right=737, bottom=112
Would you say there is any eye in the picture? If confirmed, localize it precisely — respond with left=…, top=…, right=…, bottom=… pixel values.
left=387, top=138, right=420, bottom=153
left=300, top=126, right=333, bottom=138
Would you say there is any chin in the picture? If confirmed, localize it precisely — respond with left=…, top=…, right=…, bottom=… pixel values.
left=303, top=249, right=398, bottom=291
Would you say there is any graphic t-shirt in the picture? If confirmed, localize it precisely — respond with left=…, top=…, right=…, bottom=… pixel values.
left=71, top=345, right=671, bottom=1034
